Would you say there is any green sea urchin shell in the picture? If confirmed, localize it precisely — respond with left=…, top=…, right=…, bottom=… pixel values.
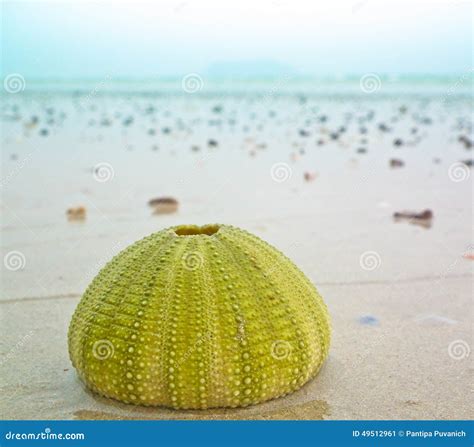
left=68, top=224, right=331, bottom=409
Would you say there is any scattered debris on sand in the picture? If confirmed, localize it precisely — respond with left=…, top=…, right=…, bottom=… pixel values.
left=304, top=171, right=317, bottom=182
left=66, top=206, right=86, bottom=221
left=148, top=197, right=179, bottom=214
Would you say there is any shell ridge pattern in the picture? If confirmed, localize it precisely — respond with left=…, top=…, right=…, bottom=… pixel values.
left=227, top=229, right=315, bottom=398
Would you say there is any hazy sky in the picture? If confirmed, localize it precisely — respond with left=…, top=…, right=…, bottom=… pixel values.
left=2, top=0, right=472, bottom=78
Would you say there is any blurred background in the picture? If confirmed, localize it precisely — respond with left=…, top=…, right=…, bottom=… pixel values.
left=1, top=0, right=472, bottom=420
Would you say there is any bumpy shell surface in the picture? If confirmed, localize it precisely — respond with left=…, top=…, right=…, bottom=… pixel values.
left=68, top=224, right=331, bottom=409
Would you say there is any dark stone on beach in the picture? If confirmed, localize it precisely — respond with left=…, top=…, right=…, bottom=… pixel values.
left=10, top=153, right=18, bottom=161
left=148, top=128, right=156, bottom=136
left=191, top=145, right=200, bottom=152
left=458, top=135, right=473, bottom=149
left=338, top=126, right=347, bottom=133
left=433, top=157, right=441, bottom=164
left=393, top=138, right=403, bottom=147
left=378, top=123, right=390, bottom=132
left=330, top=133, right=339, bottom=140
left=399, top=105, right=407, bottom=114
left=39, top=128, right=49, bottom=136
left=357, top=147, right=367, bottom=154
left=390, top=158, right=404, bottom=168
left=317, top=139, right=325, bottom=146
left=162, top=127, right=171, bottom=134
left=145, top=105, right=155, bottom=114
left=208, top=139, right=218, bottom=147
left=212, top=105, right=223, bottom=114
left=123, top=116, right=134, bottom=126
left=411, top=127, right=418, bottom=134
left=318, top=115, right=328, bottom=123
left=152, top=145, right=159, bottom=151
left=359, top=126, right=367, bottom=134
left=394, top=209, right=433, bottom=220
left=461, top=159, right=474, bottom=167
left=299, top=129, right=310, bottom=137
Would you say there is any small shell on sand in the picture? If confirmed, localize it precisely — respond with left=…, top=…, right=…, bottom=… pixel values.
left=67, top=206, right=86, bottom=221
left=304, top=171, right=317, bottom=182
left=148, top=197, right=179, bottom=214
left=393, top=209, right=433, bottom=228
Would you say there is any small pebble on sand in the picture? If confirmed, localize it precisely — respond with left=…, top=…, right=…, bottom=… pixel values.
left=358, top=315, right=379, bottom=326
left=390, top=158, right=405, bottom=168
left=148, top=197, right=179, bottom=214
left=66, top=206, right=86, bottom=221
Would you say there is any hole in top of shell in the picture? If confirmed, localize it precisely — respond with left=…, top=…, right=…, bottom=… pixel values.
left=174, top=224, right=220, bottom=236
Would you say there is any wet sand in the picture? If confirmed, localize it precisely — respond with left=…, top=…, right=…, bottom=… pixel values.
left=1, top=84, right=472, bottom=419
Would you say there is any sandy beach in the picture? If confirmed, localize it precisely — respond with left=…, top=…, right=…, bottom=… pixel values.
left=1, top=79, right=472, bottom=420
